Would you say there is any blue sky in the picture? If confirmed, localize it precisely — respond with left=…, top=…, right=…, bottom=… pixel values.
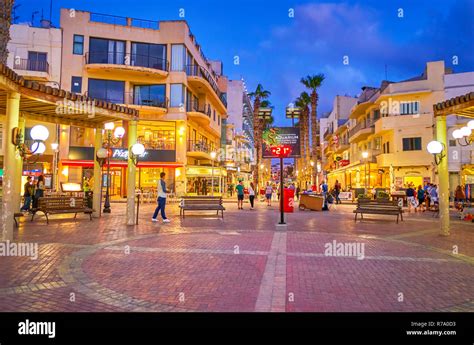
left=14, top=0, right=474, bottom=125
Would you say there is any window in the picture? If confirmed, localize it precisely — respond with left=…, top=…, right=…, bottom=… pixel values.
left=400, top=101, right=420, bottom=115
left=170, top=84, right=185, bottom=107
left=137, top=121, right=176, bottom=150
left=89, top=38, right=125, bottom=64
left=134, top=85, right=166, bottom=107
left=449, top=140, right=457, bottom=147
left=374, top=137, right=381, bottom=150
left=73, top=35, right=84, bottom=55
left=218, top=115, right=221, bottom=126
left=71, top=77, right=82, bottom=93
left=27, top=51, right=47, bottom=72
left=171, top=44, right=185, bottom=71
left=383, top=142, right=390, bottom=154
left=88, top=78, right=125, bottom=103
left=213, top=110, right=216, bottom=121
left=402, top=137, right=422, bottom=151
left=373, top=109, right=380, bottom=120
left=131, top=42, right=166, bottom=70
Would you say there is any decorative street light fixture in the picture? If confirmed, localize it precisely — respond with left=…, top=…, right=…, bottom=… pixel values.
left=427, top=140, right=445, bottom=165
left=13, top=124, right=49, bottom=160
left=285, top=106, right=301, bottom=126
left=452, top=121, right=474, bottom=146
left=257, top=107, right=273, bottom=189
left=210, top=151, right=217, bottom=196
left=102, top=122, right=125, bottom=213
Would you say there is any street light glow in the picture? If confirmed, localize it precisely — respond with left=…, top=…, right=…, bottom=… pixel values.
left=96, top=148, right=108, bottom=159
left=427, top=140, right=443, bottom=154
left=362, top=151, right=369, bottom=159
left=452, top=129, right=463, bottom=139
left=104, top=122, right=115, bottom=130
left=131, top=143, right=145, bottom=156
left=210, top=151, right=217, bottom=159
left=31, top=142, right=46, bottom=154
left=51, top=143, right=59, bottom=151
left=30, top=125, right=49, bottom=141
left=468, top=120, right=474, bottom=130
left=460, top=126, right=472, bottom=137
left=114, top=126, right=125, bottom=138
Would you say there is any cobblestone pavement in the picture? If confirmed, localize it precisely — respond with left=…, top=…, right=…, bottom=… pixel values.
left=1, top=200, right=473, bottom=312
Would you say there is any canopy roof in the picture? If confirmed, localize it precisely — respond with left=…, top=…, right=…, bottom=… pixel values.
left=0, top=64, right=138, bottom=128
left=434, top=91, right=474, bottom=118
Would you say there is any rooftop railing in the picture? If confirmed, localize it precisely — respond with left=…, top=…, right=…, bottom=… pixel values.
left=89, top=12, right=159, bottom=30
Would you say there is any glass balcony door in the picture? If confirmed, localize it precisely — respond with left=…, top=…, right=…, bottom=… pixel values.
left=133, top=85, right=166, bottom=107
left=131, top=42, right=166, bottom=70
left=89, top=38, right=125, bottom=64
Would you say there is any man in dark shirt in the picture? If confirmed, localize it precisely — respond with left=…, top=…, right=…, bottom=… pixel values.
left=20, top=176, right=34, bottom=212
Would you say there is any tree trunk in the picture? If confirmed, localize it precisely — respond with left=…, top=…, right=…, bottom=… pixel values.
left=0, top=0, right=14, bottom=65
left=253, top=99, right=261, bottom=188
left=311, top=92, right=319, bottom=186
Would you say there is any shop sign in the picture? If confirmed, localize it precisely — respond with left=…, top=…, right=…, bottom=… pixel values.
left=262, top=127, right=301, bottom=158
left=339, top=159, right=350, bottom=167
left=111, top=148, right=149, bottom=160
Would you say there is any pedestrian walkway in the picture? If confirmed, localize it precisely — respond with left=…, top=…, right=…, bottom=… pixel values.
left=1, top=201, right=473, bottom=312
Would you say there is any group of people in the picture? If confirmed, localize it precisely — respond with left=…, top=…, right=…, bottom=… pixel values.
left=405, top=183, right=439, bottom=212
left=20, top=175, right=45, bottom=213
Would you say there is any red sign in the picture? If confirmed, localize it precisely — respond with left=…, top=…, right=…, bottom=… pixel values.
left=270, top=145, right=293, bottom=158
left=339, top=159, right=350, bottom=167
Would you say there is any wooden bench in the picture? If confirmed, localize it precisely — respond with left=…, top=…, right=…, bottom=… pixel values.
left=354, top=199, right=404, bottom=223
left=31, top=196, right=93, bottom=224
left=179, top=196, right=225, bottom=219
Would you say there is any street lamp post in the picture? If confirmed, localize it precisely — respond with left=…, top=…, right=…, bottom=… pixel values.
left=96, top=148, right=108, bottom=218
left=257, top=107, right=273, bottom=189
left=310, top=160, right=315, bottom=189
left=316, top=162, right=321, bottom=191
left=210, top=151, right=217, bottom=196
left=102, top=122, right=125, bottom=213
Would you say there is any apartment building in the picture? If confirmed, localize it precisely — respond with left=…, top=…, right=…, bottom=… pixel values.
left=325, top=61, right=453, bottom=192
left=1, top=21, right=62, bottom=190
left=58, top=9, right=228, bottom=197
left=224, top=79, right=254, bottom=187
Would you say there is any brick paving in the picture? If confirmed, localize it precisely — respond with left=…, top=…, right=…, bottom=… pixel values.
left=1, top=201, right=473, bottom=312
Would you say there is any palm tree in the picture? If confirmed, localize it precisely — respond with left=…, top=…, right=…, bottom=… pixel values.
left=295, top=92, right=311, bottom=186
left=0, top=0, right=14, bottom=65
left=260, top=100, right=274, bottom=130
left=248, top=84, right=271, bottom=187
left=301, top=74, right=325, bottom=185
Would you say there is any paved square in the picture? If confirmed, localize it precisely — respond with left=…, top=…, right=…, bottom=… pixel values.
left=1, top=200, right=473, bottom=312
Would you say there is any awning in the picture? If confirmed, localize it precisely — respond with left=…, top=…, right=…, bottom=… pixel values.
left=61, top=160, right=183, bottom=168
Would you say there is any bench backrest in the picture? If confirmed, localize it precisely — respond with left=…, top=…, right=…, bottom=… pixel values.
left=181, top=196, right=223, bottom=206
left=358, top=198, right=397, bottom=206
left=38, top=196, right=88, bottom=210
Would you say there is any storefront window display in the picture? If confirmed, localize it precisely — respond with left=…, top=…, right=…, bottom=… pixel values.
left=185, top=166, right=226, bottom=196
left=137, top=121, right=176, bottom=150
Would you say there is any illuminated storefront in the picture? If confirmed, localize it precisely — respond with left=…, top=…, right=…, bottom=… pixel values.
left=185, top=166, right=227, bottom=196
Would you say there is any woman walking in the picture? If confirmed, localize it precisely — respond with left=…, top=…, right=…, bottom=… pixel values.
left=265, top=182, right=273, bottom=206
left=248, top=182, right=256, bottom=210
left=454, top=185, right=466, bottom=211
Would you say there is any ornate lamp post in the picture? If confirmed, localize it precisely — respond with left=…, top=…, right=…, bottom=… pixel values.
left=257, top=107, right=272, bottom=189
left=130, top=143, right=145, bottom=225
left=452, top=121, right=474, bottom=146
left=102, top=122, right=125, bottom=213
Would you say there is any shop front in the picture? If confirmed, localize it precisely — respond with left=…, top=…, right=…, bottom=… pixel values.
left=62, top=146, right=183, bottom=199
left=186, top=166, right=227, bottom=196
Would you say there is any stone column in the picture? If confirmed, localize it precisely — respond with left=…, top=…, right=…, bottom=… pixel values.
left=2, top=92, right=20, bottom=241
left=92, top=128, right=102, bottom=217
left=126, top=120, right=137, bottom=225
left=436, top=115, right=449, bottom=236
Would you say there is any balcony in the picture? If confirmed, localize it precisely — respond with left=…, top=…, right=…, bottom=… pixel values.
left=85, top=52, right=169, bottom=78
left=124, top=92, right=168, bottom=116
left=185, top=64, right=227, bottom=111
left=334, top=141, right=350, bottom=154
left=324, top=127, right=333, bottom=140
left=348, top=119, right=375, bottom=142
left=187, top=140, right=214, bottom=160
left=186, top=100, right=211, bottom=126
left=376, top=151, right=433, bottom=167
left=375, top=113, right=433, bottom=134
left=12, top=58, right=50, bottom=81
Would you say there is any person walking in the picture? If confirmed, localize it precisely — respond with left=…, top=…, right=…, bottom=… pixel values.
left=321, top=180, right=329, bottom=210
left=236, top=180, right=245, bottom=209
left=334, top=180, right=341, bottom=204
left=248, top=182, right=256, bottom=210
left=416, top=185, right=425, bottom=212
left=295, top=185, right=300, bottom=201
left=424, top=183, right=432, bottom=209
left=429, top=184, right=439, bottom=211
left=265, top=182, right=273, bottom=206
left=455, top=185, right=466, bottom=211
left=32, top=175, right=45, bottom=210
left=152, top=172, right=171, bottom=223
left=406, top=184, right=416, bottom=213
left=20, top=176, right=34, bottom=212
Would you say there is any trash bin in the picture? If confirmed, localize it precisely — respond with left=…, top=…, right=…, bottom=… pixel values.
left=283, top=188, right=295, bottom=213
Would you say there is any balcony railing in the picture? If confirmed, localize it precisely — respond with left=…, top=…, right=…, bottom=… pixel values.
left=85, top=52, right=169, bottom=71
left=348, top=118, right=375, bottom=138
left=126, top=92, right=168, bottom=108
left=13, top=58, right=49, bottom=73
left=185, top=64, right=227, bottom=107
left=187, top=140, right=215, bottom=154
left=186, top=100, right=211, bottom=117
